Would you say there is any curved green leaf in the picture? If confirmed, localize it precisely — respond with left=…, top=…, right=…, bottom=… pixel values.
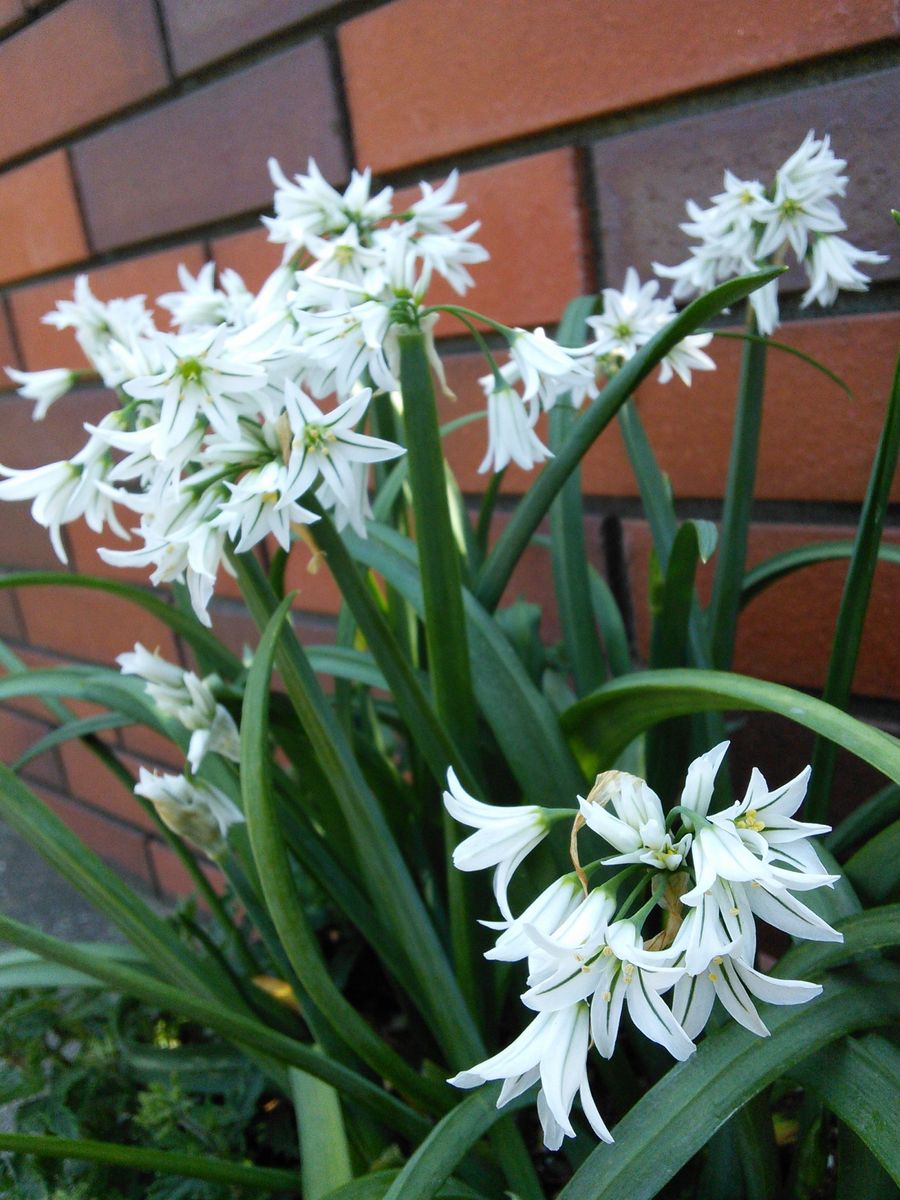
left=0, top=1132, right=299, bottom=1193
left=240, top=593, right=449, bottom=1113
left=11, top=711, right=130, bottom=770
left=0, top=943, right=145, bottom=990
left=557, top=967, right=900, bottom=1200
left=476, top=267, right=785, bottom=610
left=324, top=1172, right=486, bottom=1200
left=789, top=1035, right=900, bottom=1181
left=307, top=644, right=389, bottom=689
left=290, top=1065, right=352, bottom=1200
left=711, top=328, right=854, bottom=398
left=0, top=570, right=241, bottom=675
left=827, top=784, right=900, bottom=859
left=562, top=669, right=900, bottom=784
left=741, top=541, right=900, bottom=608
left=844, top=821, right=900, bottom=905
left=775, top=904, right=900, bottom=982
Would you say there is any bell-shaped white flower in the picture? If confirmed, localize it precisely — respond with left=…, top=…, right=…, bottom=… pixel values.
left=6, top=366, right=77, bottom=420
left=135, top=768, right=243, bottom=856
left=578, top=770, right=691, bottom=871
left=672, top=952, right=822, bottom=1039
left=480, top=873, right=585, bottom=962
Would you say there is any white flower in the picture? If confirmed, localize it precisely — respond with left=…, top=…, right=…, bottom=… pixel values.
left=578, top=770, right=691, bottom=871
left=44, top=275, right=156, bottom=387
left=134, top=768, right=243, bottom=856
left=672, top=952, right=821, bottom=1039
left=657, top=331, right=715, bottom=386
left=801, top=234, right=887, bottom=308
left=5, top=367, right=76, bottom=420
left=158, top=262, right=253, bottom=330
left=443, top=768, right=558, bottom=920
left=480, top=874, right=585, bottom=962
left=477, top=366, right=551, bottom=474
left=507, top=327, right=591, bottom=406
left=449, top=1003, right=613, bottom=1150
left=265, top=158, right=392, bottom=252
left=587, top=268, right=670, bottom=363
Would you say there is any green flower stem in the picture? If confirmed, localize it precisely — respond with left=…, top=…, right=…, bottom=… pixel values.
left=806, top=351, right=900, bottom=823
left=0, top=911, right=430, bottom=1141
left=476, top=268, right=785, bottom=612
left=0, top=1133, right=300, bottom=1194
left=397, top=328, right=482, bottom=1014
left=709, top=318, right=768, bottom=669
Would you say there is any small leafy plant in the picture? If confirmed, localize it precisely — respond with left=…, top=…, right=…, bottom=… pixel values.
left=0, top=134, right=897, bottom=1198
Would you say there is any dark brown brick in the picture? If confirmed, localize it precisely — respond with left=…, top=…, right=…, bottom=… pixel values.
left=0, top=0, right=168, bottom=165
left=341, top=0, right=897, bottom=172
left=593, top=70, right=899, bottom=287
left=0, top=152, right=88, bottom=284
left=0, top=590, right=22, bottom=639
left=0, top=299, right=20, bottom=387
left=0, top=0, right=24, bottom=34
left=73, top=41, right=348, bottom=251
left=161, top=0, right=335, bottom=76
left=0, top=704, right=67, bottom=789
left=0, top=386, right=114, bottom=467
left=0, top=502, right=64, bottom=570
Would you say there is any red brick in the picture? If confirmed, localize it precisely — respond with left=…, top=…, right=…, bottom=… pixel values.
left=58, top=739, right=160, bottom=833
left=284, top=539, right=342, bottom=617
left=210, top=227, right=283, bottom=294
left=593, top=70, right=898, bottom=288
left=0, top=704, right=67, bottom=789
left=0, top=502, right=64, bottom=570
left=34, top=781, right=154, bottom=884
left=148, top=838, right=225, bottom=902
left=119, top=720, right=186, bottom=771
left=0, top=646, right=111, bottom=722
left=9, top=244, right=206, bottom=372
left=580, top=313, right=900, bottom=504
left=0, top=297, right=20, bottom=385
left=161, top=0, right=334, bottom=76
left=72, top=41, right=348, bottom=251
left=340, top=0, right=897, bottom=172
left=623, top=520, right=900, bottom=699
left=18, top=585, right=180, bottom=666
left=0, top=152, right=88, bottom=284
left=0, top=0, right=168, bottom=165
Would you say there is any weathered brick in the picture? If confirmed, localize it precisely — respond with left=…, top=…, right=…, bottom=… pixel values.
left=0, top=0, right=24, bottom=33
left=0, top=386, right=113, bottom=467
left=210, top=227, right=283, bottom=294
left=0, top=502, right=64, bottom=570
left=0, top=152, right=88, bottom=284
left=58, top=740, right=159, bottom=833
left=73, top=42, right=348, bottom=250
left=593, top=70, right=899, bottom=286
left=8, top=244, right=206, bottom=371
left=623, top=520, right=900, bottom=699
left=0, top=590, right=22, bottom=639
left=0, top=704, right=67, bottom=789
left=161, top=0, right=335, bottom=76
left=0, top=0, right=168, bottom=165
left=148, top=839, right=225, bottom=902
left=119, top=721, right=187, bottom=771
left=0, top=298, right=20, bottom=386
left=340, top=0, right=897, bottom=172
left=35, top=781, right=154, bottom=883
left=18, top=585, right=180, bottom=666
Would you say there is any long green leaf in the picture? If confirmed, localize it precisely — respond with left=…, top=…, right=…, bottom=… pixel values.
left=741, top=541, right=900, bottom=608
left=0, top=570, right=241, bottom=675
left=11, top=711, right=130, bottom=770
left=843, top=820, right=900, bottom=905
left=323, top=1173, right=486, bottom=1200
left=240, top=593, right=448, bottom=1112
left=587, top=567, right=632, bottom=677
left=0, top=911, right=429, bottom=1141
left=307, top=645, right=388, bottom=689
left=0, top=943, right=145, bottom=990
left=807, top=350, right=900, bottom=822
left=229, top=550, right=484, bottom=1067
left=775, top=904, right=900, bottom=981
left=827, top=784, right=900, bottom=858
left=708, top=326, right=767, bottom=670
left=346, top=523, right=586, bottom=804
left=383, top=1086, right=530, bottom=1200
left=562, top=669, right=900, bottom=785
left=475, top=267, right=785, bottom=609
left=290, top=1065, right=353, bottom=1200
left=0, top=1132, right=299, bottom=1193
left=789, top=1035, right=900, bottom=1181
left=711, top=328, right=853, bottom=397
left=557, top=967, right=900, bottom=1200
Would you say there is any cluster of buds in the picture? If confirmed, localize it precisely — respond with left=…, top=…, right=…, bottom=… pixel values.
left=444, top=743, right=840, bottom=1150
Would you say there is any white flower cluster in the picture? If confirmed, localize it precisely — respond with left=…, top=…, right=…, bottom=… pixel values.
left=117, top=643, right=243, bottom=856
left=0, top=161, right=495, bottom=623
left=444, top=743, right=840, bottom=1151
left=654, top=131, right=887, bottom=334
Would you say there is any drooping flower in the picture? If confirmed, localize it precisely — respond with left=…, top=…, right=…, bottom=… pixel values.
left=5, top=366, right=77, bottom=420
left=134, top=768, right=244, bottom=856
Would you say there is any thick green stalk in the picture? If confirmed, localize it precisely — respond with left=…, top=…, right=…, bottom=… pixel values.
left=397, top=328, right=481, bottom=1013
left=708, top=324, right=768, bottom=669
left=806, top=352, right=900, bottom=823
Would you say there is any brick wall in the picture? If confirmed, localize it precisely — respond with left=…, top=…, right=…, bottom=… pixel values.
left=0, top=0, right=897, bottom=897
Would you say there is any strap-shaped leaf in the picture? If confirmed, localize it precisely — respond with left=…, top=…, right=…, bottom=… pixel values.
left=827, top=784, right=900, bottom=859
left=476, top=267, right=785, bottom=610
left=0, top=1133, right=298, bottom=1193
left=741, top=541, right=900, bottom=608
left=0, top=943, right=145, bottom=990
left=290, top=1065, right=352, bottom=1200
left=557, top=967, right=900, bottom=1200
left=323, top=1172, right=487, bottom=1199
left=789, top=1035, right=900, bottom=1180
left=562, top=669, right=900, bottom=784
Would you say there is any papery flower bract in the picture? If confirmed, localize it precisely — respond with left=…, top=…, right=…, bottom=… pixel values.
left=443, top=768, right=557, bottom=920
left=578, top=769, right=691, bottom=871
